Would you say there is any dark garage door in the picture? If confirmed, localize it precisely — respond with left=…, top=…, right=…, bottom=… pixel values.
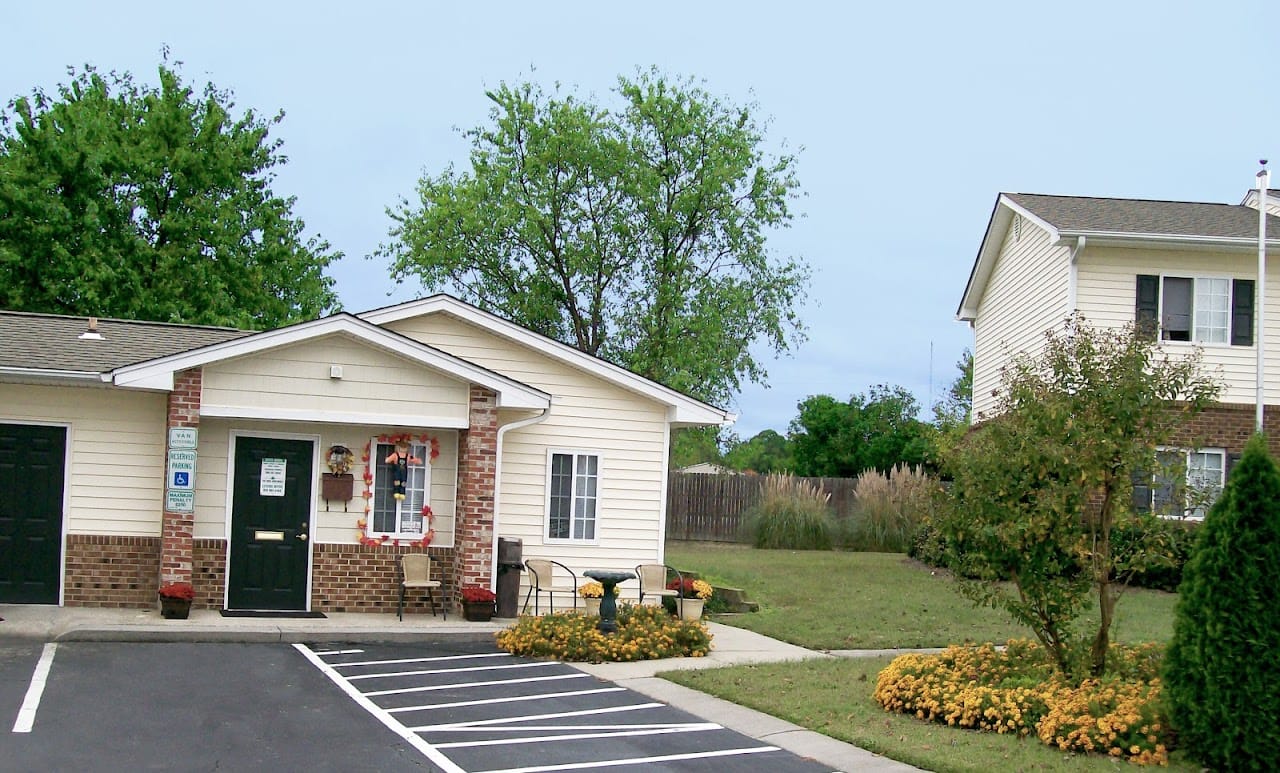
left=0, top=423, right=66, bottom=604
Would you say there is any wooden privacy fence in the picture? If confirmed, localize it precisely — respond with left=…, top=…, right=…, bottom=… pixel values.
left=665, top=472, right=859, bottom=542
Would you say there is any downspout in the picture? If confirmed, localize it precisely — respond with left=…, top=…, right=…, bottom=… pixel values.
left=1067, top=236, right=1086, bottom=317
left=489, top=407, right=551, bottom=588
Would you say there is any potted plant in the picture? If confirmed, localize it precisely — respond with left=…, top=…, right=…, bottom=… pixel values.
left=460, top=585, right=497, bottom=622
left=158, top=581, right=195, bottom=620
left=665, top=577, right=714, bottom=620
left=577, top=581, right=619, bottom=616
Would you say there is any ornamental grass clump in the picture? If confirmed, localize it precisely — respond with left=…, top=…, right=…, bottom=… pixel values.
left=873, top=639, right=1170, bottom=765
left=746, top=474, right=833, bottom=550
left=495, top=603, right=712, bottom=663
left=844, top=464, right=937, bottom=552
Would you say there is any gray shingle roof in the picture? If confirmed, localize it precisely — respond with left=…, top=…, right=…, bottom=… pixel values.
left=1005, top=193, right=1280, bottom=240
left=0, top=311, right=250, bottom=373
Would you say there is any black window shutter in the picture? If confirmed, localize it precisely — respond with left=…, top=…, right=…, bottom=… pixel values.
left=1232, top=279, right=1255, bottom=346
left=1135, top=275, right=1159, bottom=340
left=1226, top=452, right=1243, bottom=482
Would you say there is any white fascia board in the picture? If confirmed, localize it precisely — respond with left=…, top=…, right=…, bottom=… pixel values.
left=958, top=196, right=1057, bottom=322
left=1053, top=230, right=1280, bottom=252
left=0, top=367, right=106, bottom=382
left=110, top=313, right=549, bottom=409
left=360, top=296, right=734, bottom=427
left=200, top=404, right=469, bottom=428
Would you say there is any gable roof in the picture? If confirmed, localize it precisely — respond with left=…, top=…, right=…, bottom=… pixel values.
left=0, top=311, right=249, bottom=380
left=958, top=192, right=1280, bottom=321
left=358, top=294, right=736, bottom=427
left=1005, top=193, right=1280, bottom=241
left=110, top=313, right=550, bottom=409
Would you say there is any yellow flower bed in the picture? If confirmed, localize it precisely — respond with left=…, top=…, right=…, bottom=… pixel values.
left=873, top=640, right=1169, bottom=765
left=496, top=603, right=713, bottom=663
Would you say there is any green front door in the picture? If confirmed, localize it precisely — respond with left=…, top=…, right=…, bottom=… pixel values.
left=0, top=423, right=66, bottom=604
left=227, top=436, right=313, bottom=610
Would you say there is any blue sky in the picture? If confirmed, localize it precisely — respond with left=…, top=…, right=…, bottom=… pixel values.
left=5, top=2, right=1277, bottom=437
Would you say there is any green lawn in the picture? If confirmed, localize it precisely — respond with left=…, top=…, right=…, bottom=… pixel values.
left=665, top=542, right=1177, bottom=649
left=660, top=543, right=1184, bottom=772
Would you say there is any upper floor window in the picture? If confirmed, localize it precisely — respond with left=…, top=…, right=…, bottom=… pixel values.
left=546, top=450, right=599, bottom=542
left=1135, top=275, right=1253, bottom=346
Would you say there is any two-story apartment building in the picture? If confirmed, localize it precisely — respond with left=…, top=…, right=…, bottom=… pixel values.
left=958, top=190, right=1280, bottom=516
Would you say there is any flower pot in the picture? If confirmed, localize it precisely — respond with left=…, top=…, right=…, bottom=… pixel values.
left=159, top=597, right=192, bottom=620
left=678, top=598, right=704, bottom=621
left=584, top=597, right=601, bottom=616
left=463, top=601, right=495, bottom=622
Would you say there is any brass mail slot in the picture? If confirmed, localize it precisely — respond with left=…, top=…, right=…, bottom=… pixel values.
left=254, top=530, right=285, bottom=542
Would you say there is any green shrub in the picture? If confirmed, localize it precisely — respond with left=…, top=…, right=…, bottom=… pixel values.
left=745, top=474, right=833, bottom=550
left=1110, top=515, right=1199, bottom=592
left=495, top=603, right=712, bottom=662
left=1164, top=434, right=1280, bottom=771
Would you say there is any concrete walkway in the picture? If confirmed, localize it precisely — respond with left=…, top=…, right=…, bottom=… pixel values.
left=0, top=605, right=922, bottom=772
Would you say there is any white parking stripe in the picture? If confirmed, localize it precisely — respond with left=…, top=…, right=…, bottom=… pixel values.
left=435, top=724, right=721, bottom=749
left=312, top=648, right=364, bottom=656
left=292, top=644, right=465, bottom=773
left=346, top=662, right=557, bottom=680
left=431, top=723, right=718, bottom=732
left=364, top=672, right=589, bottom=697
left=12, top=643, right=57, bottom=734
left=477, top=745, right=782, bottom=773
left=336, top=652, right=511, bottom=668
left=419, top=703, right=664, bottom=731
left=386, top=687, right=626, bottom=714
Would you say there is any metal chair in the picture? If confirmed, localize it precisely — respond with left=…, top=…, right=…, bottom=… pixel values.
left=522, top=559, right=579, bottom=614
left=398, top=554, right=445, bottom=620
left=636, top=563, right=683, bottom=617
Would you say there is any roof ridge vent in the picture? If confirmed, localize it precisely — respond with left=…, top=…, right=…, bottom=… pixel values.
left=79, top=317, right=104, bottom=340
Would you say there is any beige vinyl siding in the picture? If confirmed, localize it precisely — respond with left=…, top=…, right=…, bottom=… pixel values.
left=201, top=333, right=469, bottom=426
left=0, top=383, right=167, bottom=536
left=1075, top=245, right=1274, bottom=403
left=971, top=218, right=1071, bottom=418
left=194, top=419, right=459, bottom=547
left=385, top=313, right=669, bottom=600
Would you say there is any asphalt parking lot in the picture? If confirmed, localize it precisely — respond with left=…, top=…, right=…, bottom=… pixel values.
left=2, top=638, right=833, bottom=772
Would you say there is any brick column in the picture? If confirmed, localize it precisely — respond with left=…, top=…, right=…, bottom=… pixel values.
left=160, top=367, right=201, bottom=585
left=452, top=385, right=498, bottom=604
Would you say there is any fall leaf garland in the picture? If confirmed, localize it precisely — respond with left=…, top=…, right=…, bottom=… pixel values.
left=356, top=433, right=440, bottom=548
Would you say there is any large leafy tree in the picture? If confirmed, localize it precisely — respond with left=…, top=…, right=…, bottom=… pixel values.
left=380, top=69, right=808, bottom=405
left=1164, top=433, right=1280, bottom=770
left=788, top=385, right=931, bottom=477
left=0, top=61, right=339, bottom=328
left=941, top=317, right=1218, bottom=679
left=723, top=429, right=793, bottom=473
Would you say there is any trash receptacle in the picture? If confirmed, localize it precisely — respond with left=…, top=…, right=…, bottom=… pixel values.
left=495, top=537, right=523, bottom=618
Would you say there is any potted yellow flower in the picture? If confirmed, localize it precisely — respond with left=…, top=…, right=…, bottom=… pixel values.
left=577, top=581, right=618, bottom=616
left=665, top=577, right=714, bottom=620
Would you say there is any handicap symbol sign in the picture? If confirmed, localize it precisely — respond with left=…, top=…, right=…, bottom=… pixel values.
left=172, top=471, right=190, bottom=488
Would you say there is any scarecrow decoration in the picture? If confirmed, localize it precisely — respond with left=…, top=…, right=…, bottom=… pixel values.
left=384, top=440, right=421, bottom=501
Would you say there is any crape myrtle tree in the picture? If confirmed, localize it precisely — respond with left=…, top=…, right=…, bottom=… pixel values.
left=380, top=68, right=809, bottom=407
left=941, top=317, right=1218, bottom=679
left=0, top=59, right=339, bottom=328
left=1164, top=433, right=1280, bottom=770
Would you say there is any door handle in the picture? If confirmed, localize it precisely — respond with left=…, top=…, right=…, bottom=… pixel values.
left=297, top=533, right=307, bottom=541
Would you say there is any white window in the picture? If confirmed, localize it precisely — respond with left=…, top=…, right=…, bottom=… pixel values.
left=1138, top=447, right=1225, bottom=520
left=1161, top=276, right=1230, bottom=344
left=369, top=439, right=430, bottom=538
left=546, top=451, right=599, bottom=541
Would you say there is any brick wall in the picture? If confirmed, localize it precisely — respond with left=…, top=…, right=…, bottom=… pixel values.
left=312, top=543, right=455, bottom=614
left=160, top=367, right=201, bottom=585
left=64, top=535, right=160, bottom=607
left=1168, top=402, right=1280, bottom=458
left=451, top=386, right=498, bottom=603
left=193, top=539, right=226, bottom=610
